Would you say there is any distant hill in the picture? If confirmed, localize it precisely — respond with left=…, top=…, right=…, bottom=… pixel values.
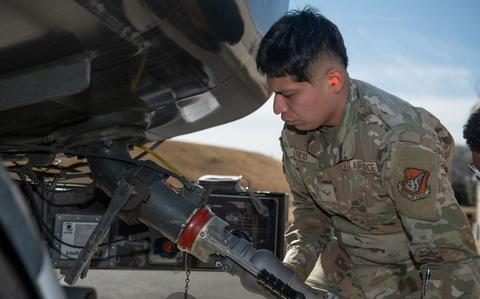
left=135, top=140, right=290, bottom=193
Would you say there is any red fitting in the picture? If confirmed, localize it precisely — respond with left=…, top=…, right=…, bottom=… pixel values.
left=177, top=206, right=214, bottom=252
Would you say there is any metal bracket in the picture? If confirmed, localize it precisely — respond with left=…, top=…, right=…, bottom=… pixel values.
left=64, top=179, right=135, bottom=285
left=74, top=0, right=150, bottom=52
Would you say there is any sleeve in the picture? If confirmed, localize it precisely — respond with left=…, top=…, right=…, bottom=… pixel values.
left=382, top=129, right=480, bottom=298
left=281, top=140, right=333, bottom=281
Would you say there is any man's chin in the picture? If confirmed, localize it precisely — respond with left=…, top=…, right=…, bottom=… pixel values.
left=292, top=124, right=310, bottom=131
left=293, top=124, right=325, bottom=132
left=284, top=121, right=315, bottom=131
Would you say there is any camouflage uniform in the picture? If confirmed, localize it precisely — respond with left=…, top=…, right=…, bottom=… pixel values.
left=281, top=79, right=480, bottom=298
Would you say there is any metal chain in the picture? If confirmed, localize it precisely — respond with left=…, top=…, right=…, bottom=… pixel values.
left=184, top=254, right=191, bottom=299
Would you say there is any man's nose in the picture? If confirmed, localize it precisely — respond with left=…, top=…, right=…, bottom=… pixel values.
left=273, top=94, right=287, bottom=115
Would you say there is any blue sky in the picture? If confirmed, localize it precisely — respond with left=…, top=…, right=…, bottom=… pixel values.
left=176, top=0, right=480, bottom=160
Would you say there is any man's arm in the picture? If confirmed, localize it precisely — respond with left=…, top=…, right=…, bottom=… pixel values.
left=282, top=148, right=333, bottom=281
left=384, top=130, right=480, bottom=297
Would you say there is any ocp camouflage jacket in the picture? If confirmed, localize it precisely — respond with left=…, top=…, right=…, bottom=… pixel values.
left=281, top=79, right=480, bottom=298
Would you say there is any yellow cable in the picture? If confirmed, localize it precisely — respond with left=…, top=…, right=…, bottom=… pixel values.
left=131, top=51, right=149, bottom=91
left=138, top=145, right=184, bottom=177
left=131, top=53, right=184, bottom=179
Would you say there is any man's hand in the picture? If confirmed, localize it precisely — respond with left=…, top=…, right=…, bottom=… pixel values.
left=283, top=261, right=309, bottom=281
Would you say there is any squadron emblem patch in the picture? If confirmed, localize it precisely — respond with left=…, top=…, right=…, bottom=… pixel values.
left=397, top=168, right=430, bottom=201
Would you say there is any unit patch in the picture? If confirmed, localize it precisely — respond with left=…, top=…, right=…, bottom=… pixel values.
left=397, top=168, right=430, bottom=201
left=341, top=159, right=378, bottom=173
left=390, top=143, right=438, bottom=221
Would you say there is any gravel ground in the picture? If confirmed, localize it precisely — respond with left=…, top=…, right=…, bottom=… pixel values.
left=67, top=270, right=264, bottom=299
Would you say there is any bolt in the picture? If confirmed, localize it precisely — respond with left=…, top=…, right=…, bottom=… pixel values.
left=104, top=140, right=113, bottom=148
left=199, top=231, right=208, bottom=239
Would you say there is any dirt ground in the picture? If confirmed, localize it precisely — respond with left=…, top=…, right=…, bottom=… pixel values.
left=70, top=270, right=263, bottom=299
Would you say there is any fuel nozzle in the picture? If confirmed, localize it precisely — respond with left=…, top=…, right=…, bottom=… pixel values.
left=258, top=269, right=306, bottom=299
left=171, top=205, right=324, bottom=299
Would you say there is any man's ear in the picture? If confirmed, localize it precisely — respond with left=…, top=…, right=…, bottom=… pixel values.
left=326, top=69, right=345, bottom=94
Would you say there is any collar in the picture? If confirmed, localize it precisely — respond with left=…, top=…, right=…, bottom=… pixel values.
left=306, top=79, right=360, bottom=170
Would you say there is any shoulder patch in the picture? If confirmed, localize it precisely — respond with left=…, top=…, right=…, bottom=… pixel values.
left=398, top=168, right=430, bottom=200
left=390, top=144, right=439, bottom=221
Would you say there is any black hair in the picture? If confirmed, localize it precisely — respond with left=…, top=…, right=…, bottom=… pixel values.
left=464, top=110, right=480, bottom=152
left=256, top=7, right=348, bottom=82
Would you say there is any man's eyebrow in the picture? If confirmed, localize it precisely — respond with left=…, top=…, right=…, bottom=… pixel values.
left=274, top=88, right=298, bottom=95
